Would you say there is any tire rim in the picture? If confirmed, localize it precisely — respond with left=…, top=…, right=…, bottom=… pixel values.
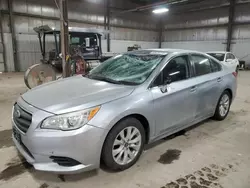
left=112, top=126, right=142, bottom=165
left=219, top=94, right=230, bottom=117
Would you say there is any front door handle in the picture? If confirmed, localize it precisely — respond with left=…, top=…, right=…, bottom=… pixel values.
left=190, top=86, right=197, bottom=93
left=217, top=77, right=222, bottom=82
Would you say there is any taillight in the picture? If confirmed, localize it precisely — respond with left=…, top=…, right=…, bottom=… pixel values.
left=232, top=72, right=237, bottom=77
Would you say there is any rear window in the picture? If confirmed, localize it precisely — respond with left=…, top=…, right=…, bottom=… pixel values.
left=207, top=53, right=225, bottom=61
left=192, top=55, right=212, bottom=76
left=229, top=53, right=235, bottom=59
left=210, top=59, right=222, bottom=72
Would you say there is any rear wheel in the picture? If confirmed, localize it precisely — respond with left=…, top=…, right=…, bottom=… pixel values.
left=213, top=90, right=231, bottom=121
left=236, top=65, right=239, bottom=73
left=101, top=118, right=145, bottom=171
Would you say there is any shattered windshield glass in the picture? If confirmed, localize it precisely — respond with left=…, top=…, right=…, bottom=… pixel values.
left=88, top=52, right=166, bottom=85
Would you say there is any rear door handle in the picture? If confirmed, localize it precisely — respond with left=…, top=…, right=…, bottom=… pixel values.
left=190, top=86, right=197, bottom=92
left=217, top=77, right=222, bottom=82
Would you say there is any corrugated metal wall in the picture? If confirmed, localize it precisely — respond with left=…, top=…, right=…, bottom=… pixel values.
left=231, top=3, right=250, bottom=61
left=162, top=7, right=229, bottom=51
left=2, top=0, right=250, bottom=71
left=162, top=1, right=250, bottom=63
left=0, top=0, right=158, bottom=71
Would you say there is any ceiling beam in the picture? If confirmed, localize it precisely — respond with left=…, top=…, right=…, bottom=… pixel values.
left=113, top=0, right=189, bottom=15
left=0, top=10, right=158, bottom=31
left=111, top=0, right=250, bottom=15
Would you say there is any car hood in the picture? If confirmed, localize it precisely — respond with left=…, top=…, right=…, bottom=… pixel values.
left=21, top=75, right=135, bottom=114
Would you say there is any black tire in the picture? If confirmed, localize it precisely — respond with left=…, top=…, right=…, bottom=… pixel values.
left=213, top=90, right=232, bottom=121
left=101, top=117, right=145, bottom=171
left=236, top=66, right=239, bottom=74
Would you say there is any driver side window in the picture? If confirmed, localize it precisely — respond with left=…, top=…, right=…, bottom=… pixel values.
left=153, top=55, right=190, bottom=86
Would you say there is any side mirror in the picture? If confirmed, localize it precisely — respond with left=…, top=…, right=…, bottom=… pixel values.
left=164, top=76, right=172, bottom=85
left=160, top=77, right=172, bottom=93
left=59, top=53, right=63, bottom=59
left=226, top=59, right=232, bottom=62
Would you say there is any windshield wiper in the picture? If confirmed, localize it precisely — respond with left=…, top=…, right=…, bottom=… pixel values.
left=88, top=75, right=138, bottom=85
left=88, top=75, right=121, bottom=84
left=116, top=80, right=138, bottom=86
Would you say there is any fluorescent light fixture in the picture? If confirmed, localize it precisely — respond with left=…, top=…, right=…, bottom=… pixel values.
left=152, top=8, right=169, bottom=14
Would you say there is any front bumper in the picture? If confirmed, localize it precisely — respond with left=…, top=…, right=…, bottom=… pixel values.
left=12, top=100, right=108, bottom=174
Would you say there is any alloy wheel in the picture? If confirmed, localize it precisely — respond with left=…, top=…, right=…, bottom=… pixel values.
left=112, top=126, right=142, bottom=165
left=219, top=94, right=230, bottom=117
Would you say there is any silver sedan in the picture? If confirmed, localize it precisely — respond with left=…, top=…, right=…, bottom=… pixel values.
left=12, top=49, right=237, bottom=173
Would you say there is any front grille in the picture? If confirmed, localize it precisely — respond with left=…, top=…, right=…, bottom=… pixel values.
left=13, top=104, right=32, bottom=133
left=14, top=128, right=34, bottom=158
left=50, top=156, right=81, bottom=167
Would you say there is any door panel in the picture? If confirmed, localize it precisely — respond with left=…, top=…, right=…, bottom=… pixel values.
left=191, top=54, right=223, bottom=119
left=151, top=78, right=198, bottom=136
left=150, top=54, right=198, bottom=136
left=194, top=73, right=223, bottom=118
left=226, top=53, right=238, bottom=70
left=231, top=54, right=239, bottom=67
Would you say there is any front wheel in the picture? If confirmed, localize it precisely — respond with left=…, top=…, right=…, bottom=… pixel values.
left=213, top=91, right=231, bottom=121
left=101, top=118, right=145, bottom=171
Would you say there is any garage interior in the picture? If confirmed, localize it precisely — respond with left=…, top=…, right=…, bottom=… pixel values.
left=0, top=0, right=250, bottom=188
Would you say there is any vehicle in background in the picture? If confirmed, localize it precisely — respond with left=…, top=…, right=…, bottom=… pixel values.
left=127, top=44, right=141, bottom=51
left=206, top=51, right=239, bottom=72
left=23, top=25, right=118, bottom=89
left=12, top=49, right=237, bottom=174
left=34, top=25, right=115, bottom=69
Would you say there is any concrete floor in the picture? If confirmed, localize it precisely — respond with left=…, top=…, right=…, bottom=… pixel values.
left=0, top=72, right=250, bottom=188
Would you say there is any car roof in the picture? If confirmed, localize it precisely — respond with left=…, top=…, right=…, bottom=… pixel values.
left=206, top=51, right=229, bottom=54
left=126, top=48, right=225, bottom=67
left=143, top=48, right=207, bottom=55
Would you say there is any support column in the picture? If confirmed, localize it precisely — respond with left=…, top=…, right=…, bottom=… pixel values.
left=59, top=0, right=70, bottom=77
left=106, top=0, right=111, bottom=52
left=0, top=12, right=7, bottom=72
left=7, top=0, right=18, bottom=71
left=226, top=0, right=236, bottom=52
left=158, top=18, right=163, bottom=48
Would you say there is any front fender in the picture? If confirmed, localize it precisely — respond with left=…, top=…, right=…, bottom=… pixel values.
left=88, top=91, right=156, bottom=140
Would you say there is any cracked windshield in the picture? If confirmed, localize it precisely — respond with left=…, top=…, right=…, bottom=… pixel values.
left=88, top=52, right=166, bottom=85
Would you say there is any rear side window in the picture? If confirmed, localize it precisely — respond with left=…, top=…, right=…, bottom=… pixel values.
left=207, top=53, right=225, bottom=61
left=210, top=59, right=222, bottom=72
left=226, top=53, right=231, bottom=60
left=230, top=53, right=235, bottom=59
left=191, top=55, right=211, bottom=76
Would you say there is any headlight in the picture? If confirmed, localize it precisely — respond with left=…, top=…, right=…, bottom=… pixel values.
left=41, top=106, right=100, bottom=130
